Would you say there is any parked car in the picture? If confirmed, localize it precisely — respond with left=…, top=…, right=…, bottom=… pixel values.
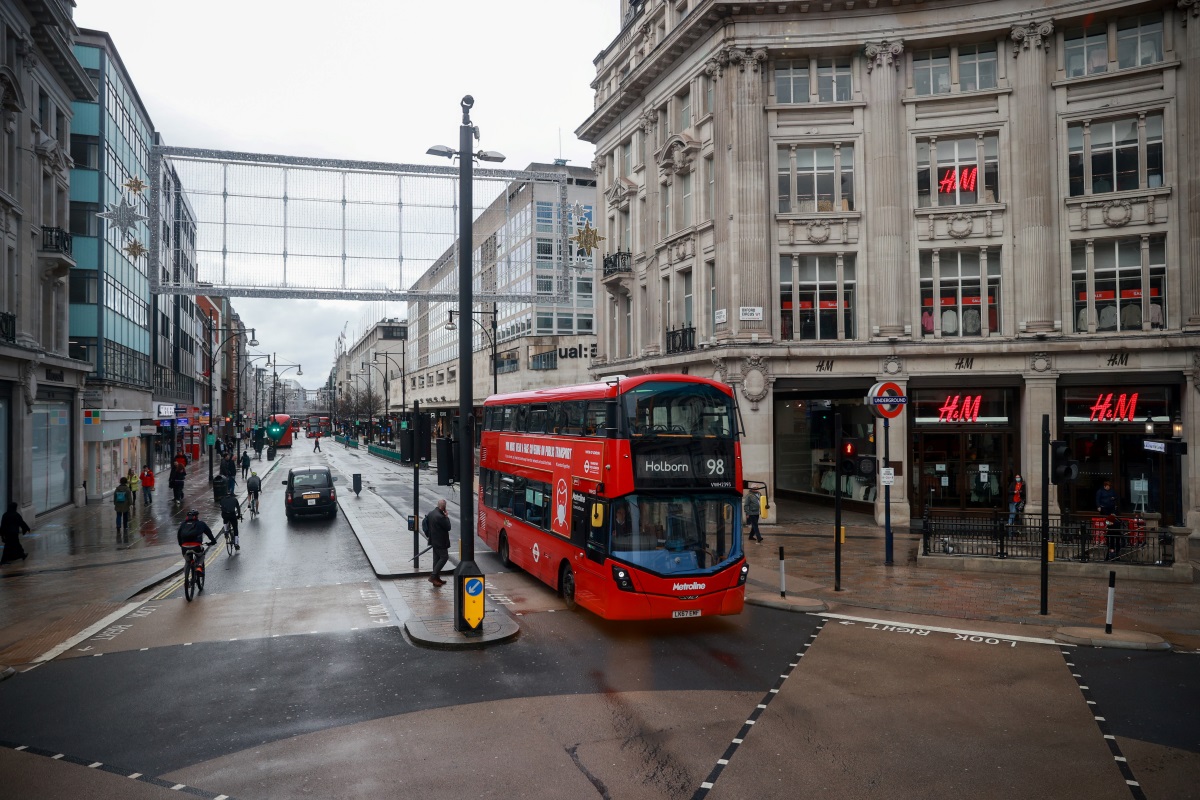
left=282, top=465, right=339, bottom=521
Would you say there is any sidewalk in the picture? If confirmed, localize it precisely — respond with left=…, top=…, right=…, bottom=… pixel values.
left=740, top=510, right=1198, bottom=651
left=0, top=453, right=284, bottom=671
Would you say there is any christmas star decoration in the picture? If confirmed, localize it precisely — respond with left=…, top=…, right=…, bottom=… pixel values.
left=570, top=220, right=605, bottom=257
left=97, top=196, right=149, bottom=238
left=124, top=239, right=148, bottom=259
left=123, top=176, right=148, bottom=195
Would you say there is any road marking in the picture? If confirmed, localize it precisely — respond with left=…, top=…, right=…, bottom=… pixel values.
left=819, top=612, right=1059, bottom=646
left=51, top=754, right=63, bottom=759
left=128, top=772, right=141, bottom=779
left=88, top=762, right=101, bottom=768
left=15, top=746, right=26, bottom=751
left=34, top=601, right=145, bottom=663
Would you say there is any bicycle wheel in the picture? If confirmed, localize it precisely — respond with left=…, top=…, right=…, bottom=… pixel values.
left=196, top=559, right=205, bottom=592
left=183, top=556, right=195, bottom=602
left=225, top=525, right=235, bottom=556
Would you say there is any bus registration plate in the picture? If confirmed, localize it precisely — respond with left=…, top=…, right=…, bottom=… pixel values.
left=672, top=609, right=701, bottom=619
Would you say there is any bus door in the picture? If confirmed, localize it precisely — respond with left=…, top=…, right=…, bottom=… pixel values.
left=571, top=492, right=608, bottom=607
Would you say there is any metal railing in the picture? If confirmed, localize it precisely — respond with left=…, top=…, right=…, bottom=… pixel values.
left=665, top=325, right=696, bottom=354
left=41, top=226, right=73, bottom=255
left=602, top=251, right=632, bottom=276
left=922, top=510, right=1173, bottom=566
left=0, top=311, right=14, bottom=343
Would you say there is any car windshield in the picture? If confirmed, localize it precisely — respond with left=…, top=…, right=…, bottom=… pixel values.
left=293, top=472, right=331, bottom=489
left=605, top=494, right=740, bottom=575
left=623, top=381, right=735, bottom=438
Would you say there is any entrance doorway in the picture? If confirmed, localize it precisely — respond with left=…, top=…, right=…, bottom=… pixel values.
left=914, top=430, right=1016, bottom=516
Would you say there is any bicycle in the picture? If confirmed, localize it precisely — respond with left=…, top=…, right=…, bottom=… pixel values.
left=248, top=492, right=259, bottom=518
left=222, top=521, right=236, bottom=556
left=182, top=544, right=208, bottom=602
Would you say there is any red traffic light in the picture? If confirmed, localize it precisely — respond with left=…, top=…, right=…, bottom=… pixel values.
left=843, top=442, right=856, bottom=457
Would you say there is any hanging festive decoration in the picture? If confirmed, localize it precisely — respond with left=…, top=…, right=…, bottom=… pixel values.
left=123, top=239, right=147, bottom=259
left=96, top=196, right=149, bottom=239
left=123, top=176, right=148, bottom=195
left=570, top=219, right=604, bottom=257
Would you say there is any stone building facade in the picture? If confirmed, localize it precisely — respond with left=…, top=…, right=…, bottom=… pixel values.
left=578, top=0, right=1200, bottom=529
left=0, top=0, right=95, bottom=516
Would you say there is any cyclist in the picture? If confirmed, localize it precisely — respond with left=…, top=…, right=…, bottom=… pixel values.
left=246, top=470, right=262, bottom=515
left=218, top=492, right=242, bottom=550
left=176, top=509, right=217, bottom=572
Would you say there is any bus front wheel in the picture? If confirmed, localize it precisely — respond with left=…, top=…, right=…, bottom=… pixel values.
left=498, top=534, right=513, bottom=569
left=559, top=563, right=577, bottom=611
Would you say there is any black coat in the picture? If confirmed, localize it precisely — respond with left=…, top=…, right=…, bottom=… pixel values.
left=424, top=508, right=452, bottom=549
left=0, top=510, right=30, bottom=539
left=168, top=468, right=186, bottom=489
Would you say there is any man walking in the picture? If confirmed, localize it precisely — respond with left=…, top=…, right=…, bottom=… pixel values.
left=423, top=499, right=452, bottom=586
left=239, top=450, right=251, bottom=481
left=744, top=485, right=763, bottom=543
left=220, top=453, right=238, bottom=495
left=313, top=432, right=322, bottom=452
left=168, top=463, right=186, bottom=504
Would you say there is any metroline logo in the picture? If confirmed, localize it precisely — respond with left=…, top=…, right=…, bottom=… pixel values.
left=673, top=581, right=706, bottom=591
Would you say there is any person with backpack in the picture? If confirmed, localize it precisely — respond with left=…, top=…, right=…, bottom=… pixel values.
left=239, top=450, right=251, bottom=481
left=220, top=453, right=238, bottom=494
left=113, top=477, right=133, bottom=534
left=245, top=470, right=262, bottom=515
left=422, top=499, right=452, bottom=586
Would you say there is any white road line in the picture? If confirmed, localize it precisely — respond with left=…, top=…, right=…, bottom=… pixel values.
left=15, top=746, right=26, bottom=751
left=128, top=772, right=141, bottom=779
left=33, top=601, right=146, bottom=663
left=818, top=612, right=1059, bottom=645
left=51, top=754, right=63, bottom=759
left=88, top=762, right=101, bottom=768
left=170, top=784, right=185, bottom=791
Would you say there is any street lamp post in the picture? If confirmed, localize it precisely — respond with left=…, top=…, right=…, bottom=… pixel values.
left=428, top=95, right=505, bottom=634
left=447, top=302, right=498, bottom=398
left=244, top=353, right=271, bottom=453
left=361, top=361, right=389, bottom=444
left=375, top=343, right=407, bottom=415
left=203, top=311, right=258, bottom=482
left=268, top=354, right=302, bottom=448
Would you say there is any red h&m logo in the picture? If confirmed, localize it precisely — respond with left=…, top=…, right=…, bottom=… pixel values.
left=938, top=395, right=982, bottom=423
left=1089, top=392, right=1138, bottom=422
left=938, top=166, right=978, bottom=194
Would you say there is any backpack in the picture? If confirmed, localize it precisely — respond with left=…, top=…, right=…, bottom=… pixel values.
left=115, top=490, right=128, bottom=504
left=421, top=513, right=431, bottom=537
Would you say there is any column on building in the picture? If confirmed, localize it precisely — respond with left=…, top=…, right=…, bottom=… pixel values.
left=862, top=41, right=909, bottom=338
left=1178, top=1, right=1200, bottom=328
left=639, top=108, right=659, bottom=358
left=704, top=51, right=732, bottom=343
left=1008, top=20, right=1060, bottom=334
left=1021, top=371, right=1059, bottom=515
left=724, top=46, right=770, bottom=338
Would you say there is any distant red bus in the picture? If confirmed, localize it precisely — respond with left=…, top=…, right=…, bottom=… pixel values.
left=478, top=375, right=746, bottom=621
left=270, top=413, right=294, bottom=447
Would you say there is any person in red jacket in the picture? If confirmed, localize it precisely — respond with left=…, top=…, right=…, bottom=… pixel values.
left=139, top=464, right=155, bottom=506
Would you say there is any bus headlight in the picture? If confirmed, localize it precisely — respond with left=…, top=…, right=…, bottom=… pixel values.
left=611, top=565, right=635, bottom=592
left=737, top=563, right=749, bottom=586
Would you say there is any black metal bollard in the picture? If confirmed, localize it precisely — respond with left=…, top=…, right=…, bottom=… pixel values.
left=1105, top=570, right=1116, bottom=635
left=352, top=473, right=362, bottom=497
left=778, top=546, right=786, bottom=598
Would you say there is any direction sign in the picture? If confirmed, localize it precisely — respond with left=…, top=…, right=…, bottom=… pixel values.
left=1143, top=440, right=1166, bottom=453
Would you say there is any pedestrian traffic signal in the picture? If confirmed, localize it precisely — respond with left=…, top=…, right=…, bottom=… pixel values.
left=1050, top=440, right=1079, bottom=484
left=840, top=441, right=858, bottom=475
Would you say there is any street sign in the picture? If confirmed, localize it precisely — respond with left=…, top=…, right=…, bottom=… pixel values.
left=1143, top=440, right=1166, bottom=453
left=866, top=381, right=907, bottom=419
left=880, top=467, right=895, bottom=486
left=206, top=433, right=215, bottom=446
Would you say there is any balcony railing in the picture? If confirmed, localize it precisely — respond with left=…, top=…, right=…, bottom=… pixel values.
left=0, top=311, right=14, bottom=343
left=665, top=325, right=696, bottom=355
left=41, top=227, right=73, bottom=255
left=602, top=251, right=632, bottom=276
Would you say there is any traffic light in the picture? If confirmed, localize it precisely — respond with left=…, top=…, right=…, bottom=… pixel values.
left=839, top=441, right=858, bottom=475
left=436, top=436, right=459, bottom=485
left=266, top=420, right=285, bottom=442
left=1050, top=440, right=1079, bottom=484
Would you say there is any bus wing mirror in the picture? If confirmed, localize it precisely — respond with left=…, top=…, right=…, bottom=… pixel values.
left=591, top=504, right=605, bottom=528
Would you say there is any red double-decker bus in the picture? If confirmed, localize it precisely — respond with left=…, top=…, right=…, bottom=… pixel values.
left=479, top=375, right=747, bottom=620
left=270, top=413, right=294, bottom=447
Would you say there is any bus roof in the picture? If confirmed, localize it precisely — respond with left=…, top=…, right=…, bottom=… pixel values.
left=482, top=374, right=733, bottom=406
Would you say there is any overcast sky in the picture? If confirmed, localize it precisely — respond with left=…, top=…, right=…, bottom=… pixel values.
left=74, top=0, right=617, bottom=389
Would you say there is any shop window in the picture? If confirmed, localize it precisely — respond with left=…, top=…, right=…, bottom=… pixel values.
left=772, top=396, right=877, bottom=501
left=777, top=143, right=854, bottom=213
left=1067, top=112, right=1163, bottom=197
left=919, top=248, right=1001, bottom=337
left=1071, top=235, right=1166, bottom=333
left=779, top=253, right=856, bottom=341
left=916, top=134, right=999, bottom=207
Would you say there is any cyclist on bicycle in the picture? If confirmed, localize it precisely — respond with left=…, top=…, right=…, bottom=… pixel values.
left=177, top=509, right=217, bottom=568
left=218, top=492, right=242, bottom=550
left=246, top=470, right=262, bottom=513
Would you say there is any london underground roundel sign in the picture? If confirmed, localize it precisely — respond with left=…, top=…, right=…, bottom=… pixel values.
left=867, top=381, right=907, bottom=420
